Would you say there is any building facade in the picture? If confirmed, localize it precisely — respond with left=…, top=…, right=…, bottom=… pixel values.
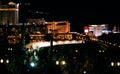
left=84, top=24, right=109, bottom=36
left=46, top=21, right=70, bottom=33
left=0, top=1, right=19, bottom=25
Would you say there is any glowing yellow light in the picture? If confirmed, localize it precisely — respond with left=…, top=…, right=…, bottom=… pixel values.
left=117, top=62, right=120, bottom=66
left=6, top=59, right=9, bottom=63
left=61, top=61, right=66, bottom=65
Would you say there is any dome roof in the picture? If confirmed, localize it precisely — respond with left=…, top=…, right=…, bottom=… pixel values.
left=8, top=1, right=15, bottom=5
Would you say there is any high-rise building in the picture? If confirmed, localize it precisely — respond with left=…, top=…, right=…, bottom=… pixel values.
left=0, top=1, right=19, bottom=25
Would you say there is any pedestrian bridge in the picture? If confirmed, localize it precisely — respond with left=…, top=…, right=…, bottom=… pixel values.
left=25, top=40, right=85, bottom=50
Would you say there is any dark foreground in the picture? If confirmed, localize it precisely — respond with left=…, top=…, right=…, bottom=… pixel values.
left=0, top=40, right=120, bottom=74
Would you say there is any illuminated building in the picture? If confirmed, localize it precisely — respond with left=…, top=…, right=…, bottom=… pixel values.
left=113, top=25, right=119, bottom=33
left=0, top=1, right=19, bottom=25
left=84, top=26, right=89, bottom=33
left=46, top=21, right=70, bottom=33
left=84, top=24, right=109, bottom=37
left=44, top=21, right=72, bottom=40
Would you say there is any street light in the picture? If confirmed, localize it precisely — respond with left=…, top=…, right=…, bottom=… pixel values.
left=61, top=60, right=66, bottom=65
left=30, top=62, right=37, bottom=67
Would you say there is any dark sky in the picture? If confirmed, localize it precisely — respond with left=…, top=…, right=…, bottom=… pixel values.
left=1, top=0, right=120, bottom=32
left=28, top=2, right=120, bottom=32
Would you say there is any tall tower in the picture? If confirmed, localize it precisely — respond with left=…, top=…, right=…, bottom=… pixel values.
left=0, top=1, right=19, bottom=25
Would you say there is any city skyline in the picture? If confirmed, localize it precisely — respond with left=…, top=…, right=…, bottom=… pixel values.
left=1, top=1, right=120, bottom=74
left=0, top=1, right=120, bottom=32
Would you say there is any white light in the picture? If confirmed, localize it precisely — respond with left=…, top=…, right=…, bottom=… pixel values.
left=111, top=62, right=114, bottom=66
left=56, top=61, right=59, bottom=65
left=103, top=50, right=104, bottom=52
left=83, top=70, right=87, bottom=74
left=28, top=49, right=31, bottom=52
left=101, top=24, right=105, bottom=26
left=75, top=50, right=78, bottom=52
left=0, top=59, right=3, bottom=63
left=84, top=29, right=88, bottom=32
left=30, top=62, right=35, bottom=67
left=109, top=43, right=111, bottom=45
left=117, top=62, right=120, bottom=66
left=8, top=48, right=13, bottom=51
left=61, top=61, right=66, bottom=65
left=25, top=40, right=84, bottom=49
left=91, top=25, right=97, bottom=26
left=6, top=59, right=9, bottom=63
left=10, top=48, right=13, bottom=50
left=99, top=50, right=101, bottom=53
left=113, top=44, right=116, bottom=46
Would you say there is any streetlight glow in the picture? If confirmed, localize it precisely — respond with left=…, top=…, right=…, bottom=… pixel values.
left=111, top=62, right=114, bottom=66
left=0, top=59, right=3, bottom=63
left=117, top=62, right=120, bottom=66
left=61, top=60, right=66, bottom=65
left=6, top=59, right=9, bottom=63
left=30, top=62, right=35, bottom=67
left=56, top=61, right=59, bottom=65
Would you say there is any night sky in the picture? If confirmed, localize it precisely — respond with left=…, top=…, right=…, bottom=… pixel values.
left=1, top=0, right=120, bottom=32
